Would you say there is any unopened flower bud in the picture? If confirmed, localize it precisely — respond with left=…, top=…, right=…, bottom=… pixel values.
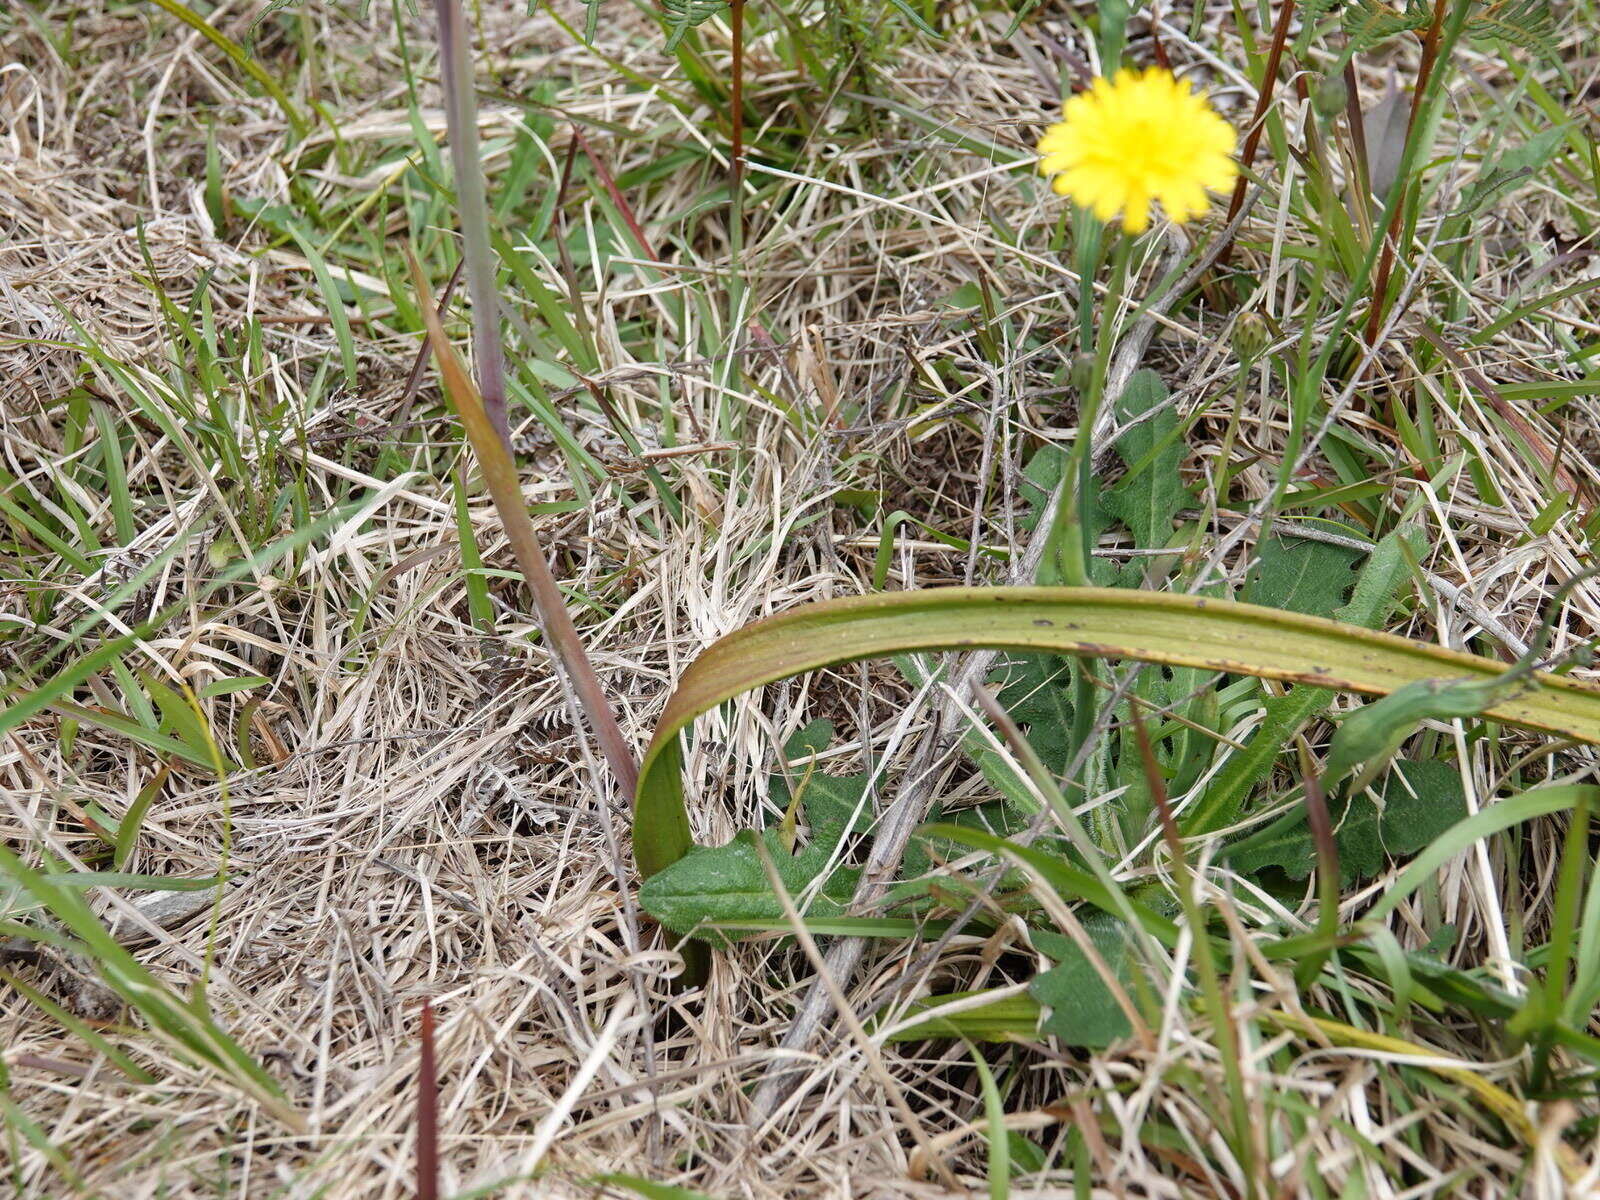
left=1232, top=311, right=1270, bottom=365
left=1069, top=353, right=1095, bottom=397
left=1314, top=74, right=1349, bottom=119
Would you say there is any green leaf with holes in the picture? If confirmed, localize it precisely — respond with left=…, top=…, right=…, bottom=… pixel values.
left=1183, top=526, right=1419, bottom=835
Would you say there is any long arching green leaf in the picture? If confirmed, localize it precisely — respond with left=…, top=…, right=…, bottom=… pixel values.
left=633, top=587, right=1600, bottom=879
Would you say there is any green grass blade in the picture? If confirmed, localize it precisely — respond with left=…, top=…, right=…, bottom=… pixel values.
left=147, top=0, right=308, bottom=136
left=1, top=495, right=363, bottom=743
left=48, top=700, right=225, bottom=774
left=287, top=224, right=359, bottom=388
left=877, top=992, right=1043, bottom=1043
left=0, top=844, right=300, bottom=1128
left=969, top=1038, right=1010, bottom=1200
left=88, top=398, right=136, bottom=546
left=0, top=970, right=159, bottom=1084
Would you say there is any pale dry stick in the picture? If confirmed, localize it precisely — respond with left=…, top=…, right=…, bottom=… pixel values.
left=514, top=990, right=636, bottom=1177
left=749, top=202, right=1255, bottom=1120
left=752, top=839, right=962, bottom=1191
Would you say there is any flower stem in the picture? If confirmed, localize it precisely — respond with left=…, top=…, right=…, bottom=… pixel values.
left=1051, top=231, right=1133, bottom=588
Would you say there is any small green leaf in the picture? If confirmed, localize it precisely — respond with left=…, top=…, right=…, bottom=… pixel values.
left=1461, top=124, right=1569, bottom=215
left=1343, top=0, right=1431, bottom=53
left=638, top=830, right=860, bottom=944
left=1465, top=0, right=1560, bottom=63
left=198, top=675, right=270, bottom=699
left=1368, top=785, right=1598, bottom=924
left=1224, top=760, right=1468, bottom=883
left=49, top=700, right=225, bottom=775
left=770, top=720, right=875, bottom=836
left=1018, top=445, right=1065, bottom=534
left=287, top=224, right=358, bottom=388
left=140, top=672, right=235, bottom=774
left=658, top=0, right=729, bottom=49
left=1103, top=370, right=1187, bottom=551
left=1030, top=919, right=1137, bottom=1048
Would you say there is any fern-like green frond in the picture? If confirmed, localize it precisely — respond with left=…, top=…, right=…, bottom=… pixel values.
left=660, top=0, right=731, bottom=50
left=1342, top=0, right=1431, bottom=52
left=1467, top=0, right=1560, bottom=63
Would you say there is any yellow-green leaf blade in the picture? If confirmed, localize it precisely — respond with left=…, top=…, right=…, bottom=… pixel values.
left=634, top=586, right=1600, bottom=880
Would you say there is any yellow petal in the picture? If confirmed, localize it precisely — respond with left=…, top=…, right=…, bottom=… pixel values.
left=1036, top=65, right=1238, bottom=233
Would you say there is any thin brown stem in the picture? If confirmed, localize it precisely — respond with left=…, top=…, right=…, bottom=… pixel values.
left=1294, top=746, right=1342, bottom=989
left=1129, top=708, right=1260, bottom=1193
left=1363, top=0, right=1447, bottom=344
left=409, top=251, right=641, bottom=797
left=1217, top=0, right=1297, bottom=265
left=1148, top=9, right=1171, bottom=70
left=570, top=124, right=659, bottom=262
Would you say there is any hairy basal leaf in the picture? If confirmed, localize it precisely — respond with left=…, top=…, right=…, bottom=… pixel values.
left=1031, top=920, right=1138, bottom=1049
left=1223, top=760, right=1467, bottom=883
left=639, top=830, right=861, bottom=944
left=1103, top=370, right=1189, bottom=552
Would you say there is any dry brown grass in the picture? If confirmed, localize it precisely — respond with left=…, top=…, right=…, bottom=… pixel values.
left=5, top=0, right=1600, bottom=1196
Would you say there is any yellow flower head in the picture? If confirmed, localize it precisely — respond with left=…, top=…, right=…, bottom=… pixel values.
left=1038, top=67, right=1237, bottom=234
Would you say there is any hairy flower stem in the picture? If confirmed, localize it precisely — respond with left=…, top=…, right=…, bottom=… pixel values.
left=1056, top=234, right=1132, bottom=813
left=1053, top=233, right=1133, bottom=589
